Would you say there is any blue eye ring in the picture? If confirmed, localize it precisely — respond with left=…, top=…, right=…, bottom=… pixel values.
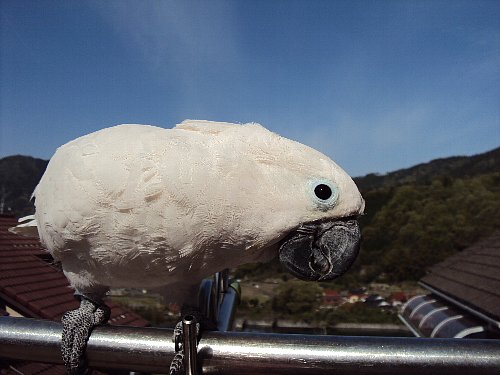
left=308, top=179, right=339, bottom=210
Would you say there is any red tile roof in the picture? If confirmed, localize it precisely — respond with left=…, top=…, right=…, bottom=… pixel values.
left=0, top=214, right=150, bottom=374
left=323, top=289, right=340, bottom=297
left=389, top=291, right=408, bottom=302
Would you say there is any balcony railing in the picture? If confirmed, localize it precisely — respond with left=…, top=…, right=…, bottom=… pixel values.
left=1, top=315, right=500, bottom=374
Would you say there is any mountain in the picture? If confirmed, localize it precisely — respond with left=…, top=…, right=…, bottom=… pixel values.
left=349, top=147, right=500, bottom=283
left=0, top=155, right=48, bottom=217
left=353, top=147, right=500, bottom=191
left=356, top=171, right=499, bottom=282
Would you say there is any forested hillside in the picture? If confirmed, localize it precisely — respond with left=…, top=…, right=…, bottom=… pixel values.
left=354, top=147, right=499, bottom=190
left=352, top=147, right=500, bottom=282
left=1, top=148, right=499, bottom=284
left=357, top=172, right=499, bottom=282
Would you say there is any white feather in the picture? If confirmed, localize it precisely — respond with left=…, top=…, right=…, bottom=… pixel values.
left=14, top=120, right=364, bottom=301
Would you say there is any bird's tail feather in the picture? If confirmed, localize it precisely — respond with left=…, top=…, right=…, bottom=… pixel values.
left=9, top=215, right=39, bottom=238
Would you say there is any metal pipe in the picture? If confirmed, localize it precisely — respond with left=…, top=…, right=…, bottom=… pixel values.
left=219, top=269, right=229, bottom=294
left=0, top=316, right=173, bottom=373
left=198, top=275, right=238, bottom=331
left=1, top=316, right=500, bottom=374
left=182, top=314, right=199, bottom=375
left=216, top=284, right=239, bottom=332
left=198, top=278, right=215, bottom=324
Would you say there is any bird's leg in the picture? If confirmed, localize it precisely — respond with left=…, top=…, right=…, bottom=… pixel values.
left=61, top=294, right=110, bottom=375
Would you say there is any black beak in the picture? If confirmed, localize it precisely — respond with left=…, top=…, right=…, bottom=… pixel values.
left=279, top=218, right=361, bottom=281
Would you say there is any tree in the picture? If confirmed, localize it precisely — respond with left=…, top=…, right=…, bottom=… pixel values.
left=272, top=281, right=323, bottom=317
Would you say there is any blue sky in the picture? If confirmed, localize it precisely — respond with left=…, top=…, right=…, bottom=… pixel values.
left=1, top=0, right=499, bottom=177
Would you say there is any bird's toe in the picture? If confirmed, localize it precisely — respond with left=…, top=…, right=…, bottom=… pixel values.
left=61, top=298, right=110, bottom=375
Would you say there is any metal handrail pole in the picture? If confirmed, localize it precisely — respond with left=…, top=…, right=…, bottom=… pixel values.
left=198, top=278, right=214, bottom=324
left=200, top=330, right=500, bottom=375
left=216, top=283, right=239, bottom=332
left=182, top=314, right=199, bottom=375
left=1, top=316, right=500, bottom=374
left=0, top=316, right=174, bottom=373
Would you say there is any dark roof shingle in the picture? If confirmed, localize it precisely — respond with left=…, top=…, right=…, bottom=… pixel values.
left=421, top=232, right=500, bottom=321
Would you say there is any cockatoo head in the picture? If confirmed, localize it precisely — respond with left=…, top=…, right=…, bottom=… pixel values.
left=194, top=122, right=365, bottom=281
left=267, top=136, right=364, bottom=281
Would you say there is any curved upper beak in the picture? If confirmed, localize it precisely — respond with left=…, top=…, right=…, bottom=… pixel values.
left=279, top=218, right=361, bottom=281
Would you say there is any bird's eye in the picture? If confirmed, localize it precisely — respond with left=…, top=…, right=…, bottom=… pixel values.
left=308, top=179, right=339, bottom=210
left=314, top=184, right=332, bottom=200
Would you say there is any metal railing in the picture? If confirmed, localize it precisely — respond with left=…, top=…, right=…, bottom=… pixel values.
left=1, top=315, right=500, bottom=374
left=2, top=271, right=500, bottom=374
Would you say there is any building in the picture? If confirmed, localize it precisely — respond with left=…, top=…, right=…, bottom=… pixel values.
left=322, top=289, right=342, bottom=306
left=399, top=232, right=500, bottom=339
left=388, top=291, right=408, bottom=308
left=0, top=214, right=150, bottom=374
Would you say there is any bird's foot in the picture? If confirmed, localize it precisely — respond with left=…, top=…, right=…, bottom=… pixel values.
left=170, top=321, right=190, bottom=375
left=169, top=352, right=184, bottom=375
left=61, top=296, right=110, bottom=375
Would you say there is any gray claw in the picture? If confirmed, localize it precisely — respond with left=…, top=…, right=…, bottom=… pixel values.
left=169, top=352, right=185, bottom=375
left=61, top=298, right=110, bottom=375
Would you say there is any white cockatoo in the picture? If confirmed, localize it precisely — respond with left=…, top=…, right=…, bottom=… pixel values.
left=12, top=120, right=364, bottom=374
